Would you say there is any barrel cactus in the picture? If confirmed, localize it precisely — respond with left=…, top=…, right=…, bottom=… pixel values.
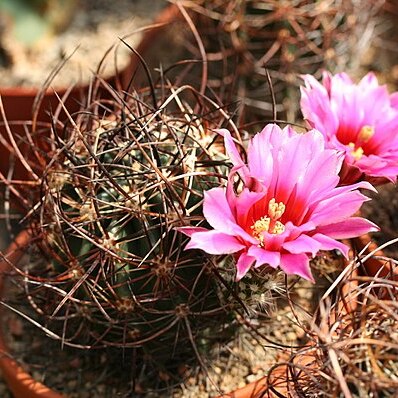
left=5, top=78, right=285, bottom=389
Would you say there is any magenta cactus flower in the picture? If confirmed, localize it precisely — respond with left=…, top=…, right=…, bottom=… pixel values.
left=177, top=124, right=378, bottom=282
left=300, top=72, right=398, bottom=184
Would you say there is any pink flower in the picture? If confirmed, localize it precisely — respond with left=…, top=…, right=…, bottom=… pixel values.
left=300, top=72, right=398, bottom=185
left=177, top=124, right=378, bottom=282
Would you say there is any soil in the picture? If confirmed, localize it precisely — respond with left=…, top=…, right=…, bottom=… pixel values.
left=0, top=0, right=166, bottom=88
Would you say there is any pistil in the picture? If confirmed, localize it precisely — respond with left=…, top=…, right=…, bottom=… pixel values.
left=358, top=125, right=374, bottom=143
left=251, top=198, right=286, bottom=246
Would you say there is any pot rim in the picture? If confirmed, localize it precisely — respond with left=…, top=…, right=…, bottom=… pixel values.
left=0, top=230, right=64, bottom=398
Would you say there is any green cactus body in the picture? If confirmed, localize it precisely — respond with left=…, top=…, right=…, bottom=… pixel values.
left=20, top=84, right=244, bottom=372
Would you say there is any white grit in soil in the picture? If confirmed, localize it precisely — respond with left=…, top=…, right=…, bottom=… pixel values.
left=0, top=0, right=166, bottom=88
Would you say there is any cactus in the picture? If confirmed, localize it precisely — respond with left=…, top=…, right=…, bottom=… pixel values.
left=34, top=85, right=230, bottom=358
left=2, top=77, right=285, bottom=389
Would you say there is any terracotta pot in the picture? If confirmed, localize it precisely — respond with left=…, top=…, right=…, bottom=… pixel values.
left=0, top=66, right=117, bottom=183
left=0, top=230, right=63, bottom=398
left=0, top=2, right=182, bottom=124
left=0, top=84, right=82, bottom=182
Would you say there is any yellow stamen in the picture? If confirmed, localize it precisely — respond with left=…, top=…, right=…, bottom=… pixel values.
left=251, top=198, right=286, bottom=246
left=358, top=125, right=374, bottom=143
left=271, top=221, right=285, bottom=234
left=347, top=125, right=374, bottom=161
left=252, top=217, right=271, bottom=235
left=348, top=142, right=364, bottom=161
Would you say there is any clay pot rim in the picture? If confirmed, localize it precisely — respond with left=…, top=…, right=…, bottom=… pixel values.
left=0, top=55, right=130, bottom=98
left=0, top=230, right=64, bottom=398
left=0, top=86, right=59, bottom=96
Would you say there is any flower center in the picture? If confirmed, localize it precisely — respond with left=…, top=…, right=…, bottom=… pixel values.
left=347, top=125, right=374, bottom=161
left=251, top=198, right=286, bottom=246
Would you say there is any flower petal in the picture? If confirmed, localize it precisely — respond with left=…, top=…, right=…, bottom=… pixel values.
left=310, top=190, right=371, bottom=226
left=175, top=226, right=209, bottom=237
left=310, top=233, right=350, bottom=258
left=300, top=74, right=338, bottom=137
left=235, top=252, right=256, bottom=281
left=274, top=130, right=323, bottom=203
left=280, top=253, right=314, bottom=282
left=203, top=187, right=258, bottom=244
left=185, top=230, right=245, bottom=254
left=283, top=235, right=322, bottom=257
left=247, top=124, right=281, bottom=185
left=316, top=217, right=379, bottom=239
left=247, top=246, right=280, bottom=268
left=391, top=92, right=398, bottom=109
left=203, top=188, right=236, bottom=233
left=217, top=129, right=250, bottom=183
